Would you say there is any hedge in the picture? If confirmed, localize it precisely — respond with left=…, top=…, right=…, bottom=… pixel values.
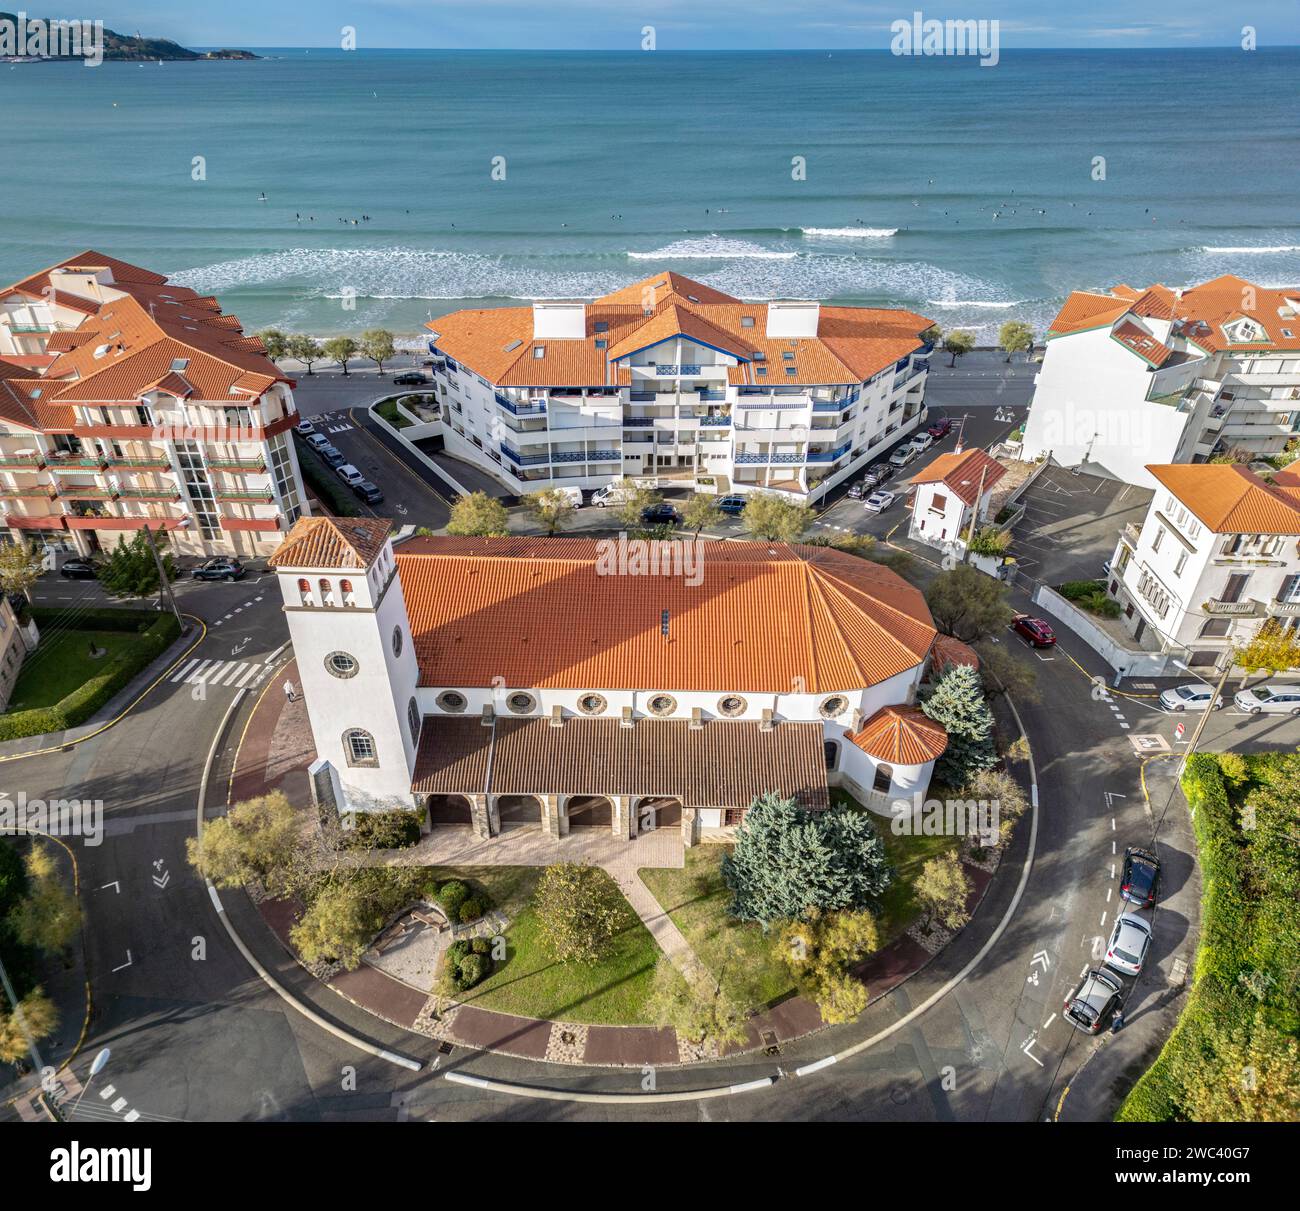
left=0, top=612, right=181, bottom=742
left=293, top=435, right=360, bottom=517
left=29, top=605, right=162, bottom=633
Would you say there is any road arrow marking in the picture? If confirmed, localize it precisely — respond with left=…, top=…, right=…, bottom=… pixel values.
left=1031, top=950, right=1050, bottom=971
left=111, top=950, right=132, bottom=972
left=152, top=871, right=170, bottom=889
left=99, top=881, right=120, bottom=894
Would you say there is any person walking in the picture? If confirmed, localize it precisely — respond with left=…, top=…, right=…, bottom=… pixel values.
left=1111, top=1007, right=1125, bottom=1034
left=283, top=679, right=297, bottom=704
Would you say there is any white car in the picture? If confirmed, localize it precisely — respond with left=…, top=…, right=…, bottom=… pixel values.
left=306, top=432, right=330, bottom=451
left=296, top=418, right=316, bottom=436
left=1159, top=683, right=1224, bottom=712
left=888, top=446, right=915, bottom=468
left=863, top=489, right=895, bottom=513
left=909, top=432, right=933, bottom=454
left=1104, top=913, right=1153, bottom=977
left=335, top=463, right=365, bottom=487
left=1234, top=684, right=1300, bottom=715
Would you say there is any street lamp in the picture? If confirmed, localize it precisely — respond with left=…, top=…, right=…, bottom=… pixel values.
left=1171, top=653, right=1236, bottom=781
left=68, top=1047, right=110, bottom=1120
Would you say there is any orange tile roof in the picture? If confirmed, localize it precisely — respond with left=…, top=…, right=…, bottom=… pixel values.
left=932, top=634, right=980, bottom=673
left=1047, top=291, right=1133, bottom=338
left=392, top=536, right=937, bottom=694
left=269, top=516, right=392, bottom=570
left=1146, top=464, right=1300, bottom=534
left=909, top=447, right=1007, bottom=506
left=846, top=705, right=948, bottom=765
left=1111, top=320, right=1174, bottom=367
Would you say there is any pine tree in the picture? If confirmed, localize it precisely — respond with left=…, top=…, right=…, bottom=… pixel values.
left=921, top=663, right=997, bottom=784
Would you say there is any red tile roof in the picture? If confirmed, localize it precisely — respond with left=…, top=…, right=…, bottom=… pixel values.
left=846, top=705, right=948, bottom=765
left=931, top=634, right=981, bottom=673
left=269, top=516, right=392, bottom=570
left=1146, top=464, right=1300, bottom=535
left=909, top=447, right=1007, bottom=506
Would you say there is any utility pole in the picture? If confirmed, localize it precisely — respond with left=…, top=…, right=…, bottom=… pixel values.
left=142, top=523, right=185, bottom=633
left=963, top=463, right=989, bottom=560
left=1175, top=651, right=1236, bottom=781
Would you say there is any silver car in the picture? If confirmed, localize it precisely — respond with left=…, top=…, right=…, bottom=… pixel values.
left=1063, top=968, right=1123, bottom=1034
left=1104, top=913, right=1153, bottom=977
left=1234, top=684, right=1300, bottom=715
left=1159, top=683, right=1224, bottom=712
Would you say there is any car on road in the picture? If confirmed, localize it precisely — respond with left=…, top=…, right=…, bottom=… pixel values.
left=1104, top=913, right=1153, bottom=977
left=335, top=463, right=365, bottom=488
left=863, top=489, right=896, bottom=514
left=353, top=480, right=384, bottom=505
left=909, top=431, right=934, bottom=454
left=1102, top=559, right=1112, bottom=578
left=59, top=557, right=98, bottom=580
left=927, top=416, right=953, bottom=439
left=641, top=503, right=681, bottom=527
left=591, top=483, right=635, bottom=508
left=296, top=418, right=316, bottom=436
left=717, top=494, right=747, bottom=515
left=305, top=432, right=330, bottom=451
left=1120, top=847, right=1161, bottom=908
left=888, top=446, right=916, bottom=468
left=1012, top=615, right=1056, bottom=647
left=193, top=557, right=246, bottom=582
left=846, top=482, right=865, bottom=500
left=1159, top=682, right=1224, bottom=712
left=864, top=464, right=891, bottom=487
left=393, top=372, right=427, bottom=386
left=1233, top=683, right=1300, bottom=715
left=1063, top=968, right=1123, bottom=1034
left=318, top=444, right=346, bottom=468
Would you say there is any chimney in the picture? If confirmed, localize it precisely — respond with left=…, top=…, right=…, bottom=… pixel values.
left=690, top=707, right=703, bottom=731
left=620, top=705, right=634, bottom=729
left=851, top=709, right=864, bottom=732
left=531, top=301, right=586, bottom=340
left=480, top=703, right=495, bottom=728
left=661, top=608, right=670, bottom=639
left=760, top=708, right=775, bottom=733
left=549, top=704, right=564, bottom=729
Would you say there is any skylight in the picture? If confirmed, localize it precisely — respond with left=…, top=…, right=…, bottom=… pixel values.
left=171, top=357, right=190, bottom=372
left=533, top=346, right=545, bottom=359
left=740, top=316, right=754, bottom=327
left=502, top=339, right=522, bottom=353
left=594, top=321, right=609, bottom=333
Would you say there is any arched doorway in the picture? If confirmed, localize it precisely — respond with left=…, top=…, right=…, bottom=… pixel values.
left=426, top=794, right=473, bottom=828
left=496, top=794, right=543, bottom=830
left=636, top=796, right=682, bottom=833
left=566, top=795, right=613, bottom=828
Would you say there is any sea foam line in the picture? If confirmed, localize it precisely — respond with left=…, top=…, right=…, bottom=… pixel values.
left=801, top=226, right=898, bottom=239
left=1199, top=244, right=1300, bottom=254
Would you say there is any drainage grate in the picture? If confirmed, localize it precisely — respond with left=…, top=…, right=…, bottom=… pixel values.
left=437, top=1042, right=453, bottom=1055
left=761, top=1030, right=780, bottom=1057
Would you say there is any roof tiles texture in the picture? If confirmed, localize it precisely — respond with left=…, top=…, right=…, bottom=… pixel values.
left=1147, top=464, right=1300, bottom=535
left=909, top=447, right=1007, bottom=506
left=269, top=516, right=392, bottom=570
left=846, top=704, right=948, bottom=765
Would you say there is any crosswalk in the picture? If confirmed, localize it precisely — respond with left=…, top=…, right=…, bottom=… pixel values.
left=169, top=656, right=274, bottom=690
left=312, top=409, right=354, bottom=434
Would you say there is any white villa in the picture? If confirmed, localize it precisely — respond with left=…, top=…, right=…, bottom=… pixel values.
left=424, top=272, right=935, bottom=503
left=908, top=446, right=1007, bottom=552
left=1021, top=275, right=1300, bottom=490
left=269, top=517, right=969, bottom=845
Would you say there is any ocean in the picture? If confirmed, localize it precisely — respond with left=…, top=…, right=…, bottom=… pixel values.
left=3, top=48, right=1299, bottom=341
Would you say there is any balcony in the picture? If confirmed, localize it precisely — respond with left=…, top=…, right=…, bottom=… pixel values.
left=650, top=364, right=701, bottom=377
left=107, top=457, right=173, bottom=471
left=812, top=400, right=846, bottom=413
left=735, top=451, right=803, bottom=465
left=5, top=323, right=52, bottom=334
left=117, top=488, right=183, bottom=501
left=496, top=394, right=546, bottom=417
left=214, top=489, right=274, bottom=503
left=1267, top=600, right=1300, bottom=618
left=46, top=454, right=108, bottom=471
left=699, top=390, right=726, bottom=402
left=1120, top=522, right=1140, bottom=550
left=551, top=450, right=620, bottom=463
left=0, top=487, right=56, bottom=500
left=0, top=454, right=46, bottom=469
left=1204, top=599, right=1260, bottom=616
left=806, top=442, right=853, bottom=464
left=699, top=415, right=731, bottom=427
left=500, top=445, right=550, bottom=467
left=208, top=457, right=267, bottom=472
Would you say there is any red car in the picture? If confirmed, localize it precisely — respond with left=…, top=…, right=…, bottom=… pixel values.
left=1012, top=615, right=1056, bottom=647
left=927, top=416, right=953, bottom=439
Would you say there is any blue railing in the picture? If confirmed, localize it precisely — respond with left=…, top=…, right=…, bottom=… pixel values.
left=699, top=390, right=725, bottom=401
left=550, top=449, right=621, bottom=463
left=735, top=451, right=804, bottom=465
left=806, top=442, right=852, bottom=464
left=812, top=400, right=844, bottom=413
left=629, top=392, right=657, bottom=402
left=651, top=363, right=702, bottom=376
left=699, top=415, right=731, bottom=426
left=623, top=417, right=654, bottom=426
left=496, top=393, right=546, bottom=416
left=500, top=445, right=550, bottom=467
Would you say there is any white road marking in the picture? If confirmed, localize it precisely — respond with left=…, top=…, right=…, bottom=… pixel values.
left=1100, top=912, right=1108, bottom=928
left=169, top=658, right=201, bottom=683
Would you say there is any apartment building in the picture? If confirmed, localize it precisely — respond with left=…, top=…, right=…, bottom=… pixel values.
left=425, top=272, right=935, bottom=501
left=1107, top=463, right=1300, bottom=667
left=0, top=251, right=308, bottom=559
left=1022, top=275, right=1300, bottom=490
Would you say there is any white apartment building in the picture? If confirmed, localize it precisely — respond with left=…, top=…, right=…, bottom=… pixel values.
left=424, top=272, right=935, bottom=501
left=269, top=517, right=957, bottom=843
left=0, top=251, right=308, bottom=558
left=1107, top=463, right=1300, bottom=667
left=1022, top=275, right=1300, bottom=490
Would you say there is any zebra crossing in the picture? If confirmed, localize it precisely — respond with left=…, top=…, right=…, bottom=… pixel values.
left=168, top=656, right=274, bottom=691
left=313, top=409, right=354, bottom=434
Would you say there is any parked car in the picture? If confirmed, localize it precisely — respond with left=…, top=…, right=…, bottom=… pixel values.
left=335, top=463, right=365, bottom=488
left=1063, top=969, right=1123, bottom=1034
left=863, top=489, right=896, bottom=514
left=641, top=503, right=681, bottom=527
left=1012, top=615, right=1056, bottom=648
left=1233, top=684, right=1300, bottom=715
left=592, top=482, right=636, bottom=508
left=846, top=482, right=865, bottom=500
left=865, top=464, right=891, bottom=486
left=296, top=418, right=316, bottom=436
left=1101, top=559, right=1112, bottom=578
left=1159, top=682, right=1224, bottom=712
left=1104, top=913, right=1153, bottom=977
left=1120, top=847, right=1161, bottom=908
left=305, top=432, right=330, bottom=451
left=716, top=494, right=747, bottom=515
left=547, top=486, right=584, bottom=508
left=193, top=557, right=246, bottom=582
left=59, top=557, right=98, bottom=580
left=927, top=416, right=953, bottom=439
left=393, top=372, right=426, bottom=386
left=909, top=431, right=934, bottom=454
left=318, top=444, right=346, bottom=468
left=888, top=446, right=916, bottom=468
left=353, top=480, right=384, bottom=505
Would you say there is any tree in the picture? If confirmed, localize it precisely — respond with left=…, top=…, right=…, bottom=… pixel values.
left=775, top=908, right=879, bottom=1024
left=998, top=320, right=1035, bottom=363
left=290, top=879, right=374, bottom=970
left=1169, top=1008, right=1300, bottom=1122
left=920, top=663, right=998, bottom=784
left=360, top=328, right=397, bottom=374
left=185, top=791, right=301, bottom=896
left=965, top=525, right=1011, bottom=557
left=9, top=842, right=80, bottom=955
left=613, top=485, right=662, bottom=532
left=446, top=490, right=509, bottom=537
left=740, top=493, right=813, bottom=543
left=1235, top=620, right=1300, bottom=674
left=533, top=863, right=625, bottom=964
left=322, top=335, right=359, bottom=376
left=257, top=328, right=288, bottom=361
left=915, top=851, right=972, bottom=932
left=925, top=564, right=1013, bottom=643
left=973, top=639, right=1040, bottom=703
left=681, top=493, right=723, bottom=536
left=943, top=330, right=976, bottom=367
left=522, top=488, right=576, bottom=536
left=646, top=942, right=752, bottom=1051
left=0, top=987, right=58, bottom=1063
left=964, top=767, right=1030, bottom=846
left=920, top=324, right=942, bottom=349
left=0, top=541, right=44, bottom=602
left=96, top=531, right=177, bottom=599
left=284, top=333, right=323, bottom=375
left=804, top=532, right=877, bottom=560
left=722, top=793, right=892, bottom=926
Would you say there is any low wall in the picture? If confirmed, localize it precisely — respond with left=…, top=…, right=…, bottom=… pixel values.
left=368, top=397, right=469, bottom=498
left=1032, top=584, right=1180, bottom=677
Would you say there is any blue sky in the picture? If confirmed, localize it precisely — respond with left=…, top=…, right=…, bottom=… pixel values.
left=98, top=1, right=1299, bottom=50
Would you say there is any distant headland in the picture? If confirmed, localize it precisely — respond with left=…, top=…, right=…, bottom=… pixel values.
left=0, top=12, right=258, bottom=60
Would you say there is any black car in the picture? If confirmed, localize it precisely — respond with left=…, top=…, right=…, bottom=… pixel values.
left=641, top=503, right=681, bottom=526
left=59, top=557, right=98, bottom=580
left=193, top=557, right=246, bottom=582
left=393, top=372, right=427, bottom=386
left=353, top=480, right=385, bottom=505
left=1120, top=846, right=1160, bottom=908
left=318, top=444, right=346, bottom=468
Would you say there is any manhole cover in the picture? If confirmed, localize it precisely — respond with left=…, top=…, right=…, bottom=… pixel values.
left=761, top=1030, right=780, bottom=1056
left=560, top=1031, right=576, bottom=1045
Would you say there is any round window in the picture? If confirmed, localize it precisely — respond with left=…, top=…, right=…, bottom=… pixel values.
left=507, top=692, right=537, bottom=714
left=647, top=694, right=677, bottom=717
left=819, top=695, right=850, bottom=719
left=578, top=693, right=607, bottom=716
left=436, top=690, right=467, bottom=713
left=392, top=625, right=403, bottom=658
left=716, top=694, right=746, bottom=717
left=326, top=651, right=359, bottom=679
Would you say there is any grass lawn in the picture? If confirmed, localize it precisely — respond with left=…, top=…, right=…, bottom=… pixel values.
left=375, top=398, right=414, bottom=429
left=6, top=629, right=140, bottom=712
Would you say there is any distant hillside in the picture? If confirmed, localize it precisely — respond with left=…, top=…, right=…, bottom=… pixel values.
left=0, top=13, right=258, bottom=59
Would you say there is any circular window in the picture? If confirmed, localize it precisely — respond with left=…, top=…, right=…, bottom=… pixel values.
left=507, top=691, right=537, bottom=715
left=819, top=694, right=850, bottom=719
left=647, top=693, right=677, bottom=717
left=578, top=693, right=607, bottom=716
left=716, top=694, right=746, bottom=717
left=392, top=625, right=403, bottom=658
left=325, top=651, right=359, bottom=679
left=436, top=690, right=467, bottom=713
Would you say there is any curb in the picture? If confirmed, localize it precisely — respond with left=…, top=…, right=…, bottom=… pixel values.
left=443, top=1070, right=776, bottom=1104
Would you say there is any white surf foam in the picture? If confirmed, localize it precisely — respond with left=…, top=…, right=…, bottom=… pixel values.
left=800, top=226, right=898, bottom=239
left=626, top=237, right=797, bottom=261
left=1199, top=245, right=1300, bottom=254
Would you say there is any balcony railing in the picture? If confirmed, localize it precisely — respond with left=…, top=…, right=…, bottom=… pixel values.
left=0, top=455, right=46, bottom=469
left=735, top=451, right=804, bottom=465
left=1267, top=600, right=1300, bottom=617
left=551, top=450, right=620, bottom=463
left=623, top=417, right=654, bottom=427
left=117, top=489, right=182, bottom=501
left=496, top=394, right=546, bottom=417
left=1120, top=522, right=1140, bottom=549
left=500, top=445, right=550, bottom=467
left=107, top=457, right=173, bottom=470
left=0, top=487, right=56, bottom=500
left=46, top=455, right=108, bottom=470
left=806, top=442, right=853, bottom=464
left=1204, top=599, right=1259, bottom=616
left=214, top=490, right=274, bottom=503
left=699, top=415, right=731, bottom=426
left=699, top=390, right=726, bottom=402
left=207, top=458, right=267, bottom=471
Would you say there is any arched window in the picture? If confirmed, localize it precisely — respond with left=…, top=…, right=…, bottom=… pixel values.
left=297, top=577, right=312, bottom=606
left=343, top=728, right=377, bottom=767
left=407, top=697, right=421, bottom=744
left=392, top=625, right=403, bottom=658
left=319, top=577, right=334, bottom=606
left=873, top=762, right=894, bottom=794
left=340, top=578, right=355, bottom=606
left=823, top=740, right=839, bottom=770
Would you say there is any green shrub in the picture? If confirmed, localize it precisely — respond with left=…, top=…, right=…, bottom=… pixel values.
left=456, top=952, right=490, bottom=989
left=342, top=809, right=422, bottom=849
left=29, top=606, right=160, bottom=632
left=1059, top=580, right=1104, bottom=600
left=438, top=881, right=469, bottom=916
left=445, top=939, right=470, bottom=970
left=459, top=897, right=483, bottom=924
left=293, top=437, right=359, bottom=517
left=470, top=937, right=490, bottom=955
